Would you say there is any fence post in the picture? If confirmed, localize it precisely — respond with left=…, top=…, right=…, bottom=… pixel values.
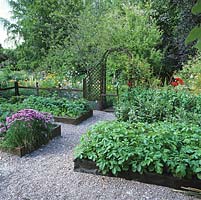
left=116, top=85, right=119, bottom=102
left=14, top=81, right=20, bottom=96
left=83, top=78, right=86, bottom=98
left=36, top=82, right=39, bottom=96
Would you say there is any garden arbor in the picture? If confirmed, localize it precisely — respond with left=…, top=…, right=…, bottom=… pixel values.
left=83, top=47, right=133, bottom=110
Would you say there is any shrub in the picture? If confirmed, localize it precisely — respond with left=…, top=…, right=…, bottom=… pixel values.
left=75, top=121, right=201, bottom=179
left=115, top=87, right=201, bottom=124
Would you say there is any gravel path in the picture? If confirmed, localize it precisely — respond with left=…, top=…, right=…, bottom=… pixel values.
left=0, top=111, right=199, bottom=200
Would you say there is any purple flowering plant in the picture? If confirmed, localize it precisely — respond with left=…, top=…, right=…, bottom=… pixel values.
left=0, top=109, right=54, bottom=149
left=6, top=109, right=53, bottom=128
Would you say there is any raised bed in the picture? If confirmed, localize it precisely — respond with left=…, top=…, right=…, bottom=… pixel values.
left=74, top=158, right=201, bottom=190
left=0, top=124, right=61, bottom=157
left=54, top=110, right=93, bottom=125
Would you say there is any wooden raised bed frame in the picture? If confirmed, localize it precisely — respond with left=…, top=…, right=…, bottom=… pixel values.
left=74, top=158, right=201, bottom=190
left=54, top=110, right=93, bottom=125
left=0, top=124, right=61, bottom=157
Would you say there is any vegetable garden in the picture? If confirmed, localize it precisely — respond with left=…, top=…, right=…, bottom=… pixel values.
left=75, top=88, right=201, bottom=185
left=0, top=0, right=201, bottom=199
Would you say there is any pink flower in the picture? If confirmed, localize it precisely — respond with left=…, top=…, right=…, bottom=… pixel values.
left=6, top=109, right=53, bottom=128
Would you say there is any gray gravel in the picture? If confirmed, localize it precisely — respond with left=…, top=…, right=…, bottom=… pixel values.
left=0, top=111, right=199, bottom=200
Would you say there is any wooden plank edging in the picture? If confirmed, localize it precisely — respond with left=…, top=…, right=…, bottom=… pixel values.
left=74, top=158, right=201, bottom=190
left=54, top=110, right=93, bottom=125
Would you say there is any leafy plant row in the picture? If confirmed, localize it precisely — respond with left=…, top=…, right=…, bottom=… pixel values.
left=75, top=121, right=201, bottom=180
left=115, top=87, right=201, bottom=124
left=0, top=95, right=91, bottom=122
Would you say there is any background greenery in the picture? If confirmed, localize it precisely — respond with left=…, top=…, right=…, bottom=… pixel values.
left=1, top=0, right=200, bottom=84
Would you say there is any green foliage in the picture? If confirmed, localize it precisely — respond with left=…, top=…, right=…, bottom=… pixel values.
left=147, top=0, right=200, bottom=73
left=176, top=54, right=201, bottom=93
left=192, top=0, right=201, bottom=14
left=115, top=87, right=201, bottom=124
left=0, top=96, right=91, bottom=121
left=68, top=3, right=163, bottom=82
left=0, top=44, right=8, bottom=65
left=0, top=120, right=51, bottom=150
left=186, top=26, right=201, bottom=45
left=186, top=0, right=201, bottom=51
left=7, top=95, right=26, bottom=104
left=0, top=69, right=29, bottom=87
left=22, top=96, right=90, bottom=118
left=5, top=0, right=83, bottom=69
left=0, top=47, right=17, bottom=69
left=75, top=121, right=201, bottom=179
left=3, top=1, right=163, bottom=82
left=0, top=101, right=18, bottom=123
left=1, top=0, right=200, bottom=81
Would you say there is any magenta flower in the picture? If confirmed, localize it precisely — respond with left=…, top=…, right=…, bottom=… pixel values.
left=6, top=109, right=53, bottom=128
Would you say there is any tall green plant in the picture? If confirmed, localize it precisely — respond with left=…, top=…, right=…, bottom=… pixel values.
left=115, top=87, right=201, bottom=124
left=176, top=54, right=201, bottom=93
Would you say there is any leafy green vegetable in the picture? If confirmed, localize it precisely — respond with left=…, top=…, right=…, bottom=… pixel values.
left=0, top=95, right=91, bottom=122
left=185, top=0, right=201, bottom=51
left=75, top=121, right=201, bottom=179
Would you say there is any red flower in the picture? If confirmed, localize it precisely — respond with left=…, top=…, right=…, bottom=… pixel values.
left=175, top=77, right=184, bottom=85
left=170, top=77, right=184, bottom=87
left=171, top=81, right=179, bottom=87
left=127, top=81, right=132, bottom=87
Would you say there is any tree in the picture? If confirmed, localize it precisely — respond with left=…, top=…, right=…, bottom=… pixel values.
left=64, top=3, right=163, bottom=84
left=2, top=0, right=83, bottom=69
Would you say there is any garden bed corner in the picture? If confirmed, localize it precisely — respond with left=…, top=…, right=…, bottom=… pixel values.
left=54, top=110, right=93, bottom=125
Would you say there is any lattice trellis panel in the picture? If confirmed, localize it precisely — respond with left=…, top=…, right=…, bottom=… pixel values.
left=84, top=67, right=104, bottom=101
left=83, top=47, right=132, bottom=109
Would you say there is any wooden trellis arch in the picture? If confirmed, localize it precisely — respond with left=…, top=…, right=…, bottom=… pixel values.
left=83, top=47, right=133, bottom=110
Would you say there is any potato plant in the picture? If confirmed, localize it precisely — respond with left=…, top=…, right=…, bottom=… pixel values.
left=75, top=121, right=201, bottom=179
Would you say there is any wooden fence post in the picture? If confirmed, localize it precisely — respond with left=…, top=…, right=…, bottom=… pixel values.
left=83, top=78, right=87, bottom=99
left=14, top=81, right=20, bottom=96
left=36, top=82, right=39, bottom=96
left=116, top=85, right=119, bottom=102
